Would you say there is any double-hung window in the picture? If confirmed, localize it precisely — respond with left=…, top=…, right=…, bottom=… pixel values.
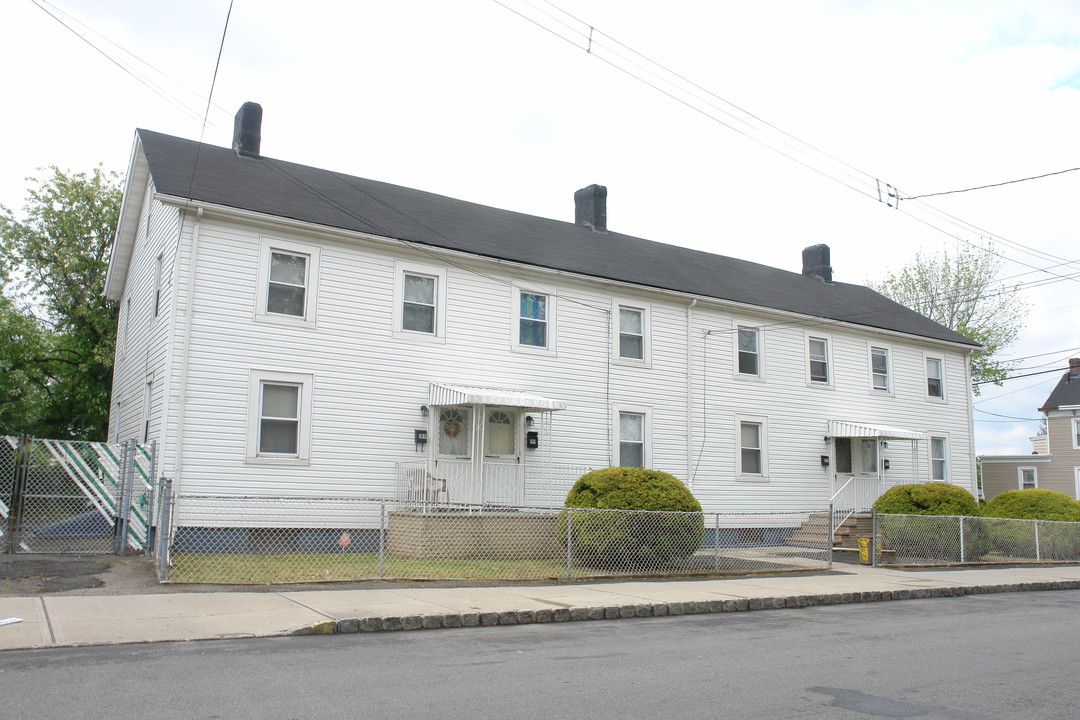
left=518, top=291, right=548, bottom=348
left=619, top=412, right=645, bottom=467
left=267, top=251, right=308, bottom=317
left=736, top=416, right=769, bottom=479
left=1073, top=419, right=1080, bottom=450
left=870, top=346, right=889, bottom=392
left=1019, top=467, right=1037, bottom=490
left=931, top=437, right=948, bottom=481
left=257, top=238, right=320, bottom=327
left=738, top=327, right=760, bottom=376
left=402, top=272, right=437, bottom=334
left=926, top=356, right=944, bottom=399
left=247, top=370, right=313, bottom=463
left=618, top=307, right=645, bottom=360
left=808, top=336, right=830, bottom=384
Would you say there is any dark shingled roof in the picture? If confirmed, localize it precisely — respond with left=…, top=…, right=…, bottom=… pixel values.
left=1040, top=365, right=1080, bottom=411
left=137, top=129, right=977, bottom=347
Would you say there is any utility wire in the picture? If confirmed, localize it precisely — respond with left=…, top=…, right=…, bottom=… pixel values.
left=903, top=167, right=1080, bottom=201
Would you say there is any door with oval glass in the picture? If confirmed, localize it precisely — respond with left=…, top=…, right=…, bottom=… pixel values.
left=483, top=406, right=522, bottom=504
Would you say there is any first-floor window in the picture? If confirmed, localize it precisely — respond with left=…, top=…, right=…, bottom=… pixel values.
left=259, top=382, right=300, bottom=455
left=740, top=422, right=763, bottom=475
left=248, top=370, right=313, bottom=463
left=931, top=437, right=947, bottom=481
left=619, top=412, right=645, bottom=467
left=438, top=407, right=471, bottom=457
left=1019, top=467, right=1037, bottom=490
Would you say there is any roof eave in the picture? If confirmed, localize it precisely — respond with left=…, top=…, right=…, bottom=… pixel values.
left=104, top=131, right=150, bottom=301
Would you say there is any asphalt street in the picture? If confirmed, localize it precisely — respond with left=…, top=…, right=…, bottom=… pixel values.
left=3, top=591, right=1078, bottom=719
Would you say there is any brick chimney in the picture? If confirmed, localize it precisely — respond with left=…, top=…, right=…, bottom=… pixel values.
left=574, top=184, right=607, bottom=232
left=1069, top=358, right=1080, bottom=378
left=232, top=102, right=263, bottom=158
left=802, top=244, right=833, bottom=283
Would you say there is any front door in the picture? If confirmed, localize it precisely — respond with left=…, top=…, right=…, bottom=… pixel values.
left=482, top=407, right=522, bottom=504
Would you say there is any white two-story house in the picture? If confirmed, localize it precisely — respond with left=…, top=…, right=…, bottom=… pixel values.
left=105, top=103, right=980, bottom=526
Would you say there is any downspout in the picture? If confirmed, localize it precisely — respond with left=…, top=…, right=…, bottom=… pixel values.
left=965, top=350, right=978, bottom=497
left=686, top=298, right=697, bottom=486
left=172, top=207, right=203, bottom=492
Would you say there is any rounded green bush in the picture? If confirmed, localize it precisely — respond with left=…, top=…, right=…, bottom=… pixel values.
left=983, top=489, right=1080, bottom=522
left=559, top=467, right=704, bottom=566
left=872, top=482, right=979, bottom=516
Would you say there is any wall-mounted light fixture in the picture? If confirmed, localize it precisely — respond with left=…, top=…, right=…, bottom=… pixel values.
left=883, top=459, right=890, bottom=471
left=823, top=436, right=831, bottom=444
left=525, top=415, right=534, bottom=427
left=420, top=405, right=429, bottom=418
left=820, top=455, right=830, bottom=467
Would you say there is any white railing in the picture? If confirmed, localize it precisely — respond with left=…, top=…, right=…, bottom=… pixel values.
left=395, top=460, right=591, bottom=507
left=830, top=475, right=882, bottom=538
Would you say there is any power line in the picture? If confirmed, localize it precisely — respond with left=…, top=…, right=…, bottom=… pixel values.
left=903, top=167, right=1080, bottom=201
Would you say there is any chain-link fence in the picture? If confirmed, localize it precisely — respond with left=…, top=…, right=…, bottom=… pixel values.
left=873, top=513, right=1080, bottom=566
left=1, top=435, right=156, bottom=554
left=158, top=496, right=832, bottom=583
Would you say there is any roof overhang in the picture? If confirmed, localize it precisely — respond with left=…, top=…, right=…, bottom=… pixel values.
left=828, top=421, right=929, bottom=441
left=428, top=383, right=567, bottom=412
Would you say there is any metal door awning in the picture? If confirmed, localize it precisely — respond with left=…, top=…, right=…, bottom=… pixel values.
left=428, top=383, right=567, bottom=412
left=828, top=421, right=929, bottom=441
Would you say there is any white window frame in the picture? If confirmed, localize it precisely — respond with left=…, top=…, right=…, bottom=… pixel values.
left=869, top=344, right=892, bottom=395
left=613, top=404, right=651, bottom=468
left=512, top=285, right=556, bottom=354
left=255, top=237, right=321, bottom=329
left=246, top=369, right=314, bottom=465
left=735, top=415, right=769, bottom=481
left=612, top=301, right=650, bottom=366
left=925, top=354, right=946, bottom=401
left=1072, top=419, right=1080, bottom=450
left=734, top=322, right=764, bottom=380
left=806, top=334, right=833, bottom=387
left=930, top=435, right=948, bottom=482
left=1075, top=467, right=1080, bottom=500
left=392, top=261, right=447, bottom=341
left=1018, top=466, right=1037, bottom=490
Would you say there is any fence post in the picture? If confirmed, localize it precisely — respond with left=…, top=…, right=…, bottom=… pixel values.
left=959, top=515, right=965, bottom=563
left=1034, top=520, right=1041, bottom=561
left=828, top=503, right=834, bottom=568
left=7, top=435, right=32, bottom=554
left=156, top=477, right=173, bottom=581
left=378, top=502, right=386, bottom=578
left=870, top=508, right=877, bottom=567
left=566, top=508, right=573, bottom=579
left=713, top=512, right=720, bottom=571
left=116, top=439, right=136, bottom=555
left=146, top=440, right=158, bottom=551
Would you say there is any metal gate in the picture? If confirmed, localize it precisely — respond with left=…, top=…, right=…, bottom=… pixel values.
left=1, top=435, right=156, bottom=554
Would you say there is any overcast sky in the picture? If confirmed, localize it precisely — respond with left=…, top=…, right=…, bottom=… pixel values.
left=2, top=0, right=1078, bottom=455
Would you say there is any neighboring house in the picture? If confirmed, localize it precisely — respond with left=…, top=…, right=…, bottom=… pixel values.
left=980, top=358, right=1080, bottom=500
left=104, top=103, right=981, bottom=526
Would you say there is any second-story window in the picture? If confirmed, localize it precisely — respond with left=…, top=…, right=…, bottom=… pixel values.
left=738, top=327, right=760, bottom=375
left=871, top=346, right=889, bottom=391
left=519, top=292, right=548, bottom=348
left=619, top=307, right=644, bottom=360
left=267, top=250, right=308, bottom=318
left=808, top=337, right=829, bottom=384
left=926, top=357, right=944, bottom=398
left=402, top=273, right=437, bottom=334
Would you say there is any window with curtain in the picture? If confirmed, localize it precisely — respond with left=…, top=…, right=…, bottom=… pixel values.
left=519, top=292, right=548, bottom=347
left=619, top=412, right=645, bottom=467
left=738, top=327, right=759, bottom=376
left=267, top=251, right=308, bottom=317
left=438, top=408, right=471, bottom=457
left=402, top=272, right=436, bottom=333
left=619, top=307, right=644, bottom=359
left=485, top=409, right=517, bottom=456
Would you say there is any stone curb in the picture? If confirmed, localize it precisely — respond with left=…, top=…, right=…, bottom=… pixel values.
left=285, top=580, right=1080, bottom=636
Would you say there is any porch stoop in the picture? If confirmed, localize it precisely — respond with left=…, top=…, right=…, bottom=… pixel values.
left=832, top=512, right=874, bottom=552
left=785, top=512, right=831, bottom=547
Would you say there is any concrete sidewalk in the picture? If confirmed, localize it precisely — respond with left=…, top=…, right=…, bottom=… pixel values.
left=3, top=563, right=1080, bottom=650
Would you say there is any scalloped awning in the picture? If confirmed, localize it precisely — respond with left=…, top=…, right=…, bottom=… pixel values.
left=828, top=421, right=929, bottom=441
left=428, top=383, right=567, bottom=412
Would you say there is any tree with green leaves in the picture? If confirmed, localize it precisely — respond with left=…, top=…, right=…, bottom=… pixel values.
left=869, top=244, right=1026, bottom=392
left=0, top=166, right=122, bottom=439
